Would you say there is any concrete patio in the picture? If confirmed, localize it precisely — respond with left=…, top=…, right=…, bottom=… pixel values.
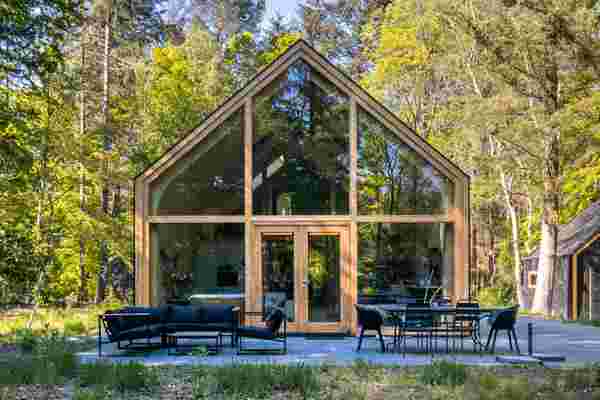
left=79, top=318, right=600, bottom=367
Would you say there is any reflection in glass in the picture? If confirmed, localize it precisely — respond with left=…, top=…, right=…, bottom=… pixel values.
left=253, top=60, right=350, bottom=215
left=150, top=111, right=244, bottom=215
left=357, top=223, right=453, bottom=305
left=577, top=239, right=600, bottom=319
left=262, top=235, right=295, bottom=321
left=357, top=108, right=452, bottom=215
left=308, top=234, right=341, bottom=322
left=153, top=224, right=244, bottom=305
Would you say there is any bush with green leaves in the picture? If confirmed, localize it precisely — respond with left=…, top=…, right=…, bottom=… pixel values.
left=417, top=360, right=467, bottom=386
left=64, top=319, right=87, bottom=336
left=15, top=327, right=39, bottom=352
left=193, top=363, right=319, bottom=398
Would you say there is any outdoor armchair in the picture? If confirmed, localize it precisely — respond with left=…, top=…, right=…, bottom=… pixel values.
left=484, top=305, right=520, bottom=354
left=237, top=307, right=287, bottom=354
left=355, top=304, right=387, bottom=353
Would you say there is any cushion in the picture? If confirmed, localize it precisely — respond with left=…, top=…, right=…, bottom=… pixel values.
left=162, top=322, right=232, bottom=333
left=237, top=326, right=277, bottom=340
left=200, top=304, right=234, bottom=324
left=264, top=308, right=284, bottom=333
left=104, top=307, right=161, bottom=334
left=164, top=305, right=202, bottom=324
left=112, top=324, right=163, bottom=342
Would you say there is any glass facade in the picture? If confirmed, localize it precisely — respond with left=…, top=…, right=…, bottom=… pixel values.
left=252, top=60, right=350, bottom=215
left=357, top=223, right=453, bottom=304
left=357, top=107, right=453, bottom=215
left=152, top=224, right=244, bottom=305
left=150, top=111, right=244, bottom=215
left=262, top=234, right=295, bottom=321
left=308, top=234, right=341, bottom=322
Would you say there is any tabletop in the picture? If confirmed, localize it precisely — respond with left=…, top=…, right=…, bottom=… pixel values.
left=378, top=304, right=504, bottom=314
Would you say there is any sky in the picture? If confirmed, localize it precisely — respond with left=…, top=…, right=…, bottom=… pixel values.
left=263, top=0, right=302, bottom=22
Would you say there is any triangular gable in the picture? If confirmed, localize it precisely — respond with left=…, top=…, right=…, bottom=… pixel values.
left=135, top=39, right=468, bottom=185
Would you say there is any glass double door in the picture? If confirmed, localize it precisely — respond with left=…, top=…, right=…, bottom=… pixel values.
left=250, top=225, right=350, bottom=333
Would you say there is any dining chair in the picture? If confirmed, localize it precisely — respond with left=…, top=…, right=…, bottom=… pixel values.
left=355, top=304, right=386, bottom=353
left=453, top=302, right=482, bottom=352
left=484, top=305, right=520, bottom=354
left=400, top=303, right=434, bottom=356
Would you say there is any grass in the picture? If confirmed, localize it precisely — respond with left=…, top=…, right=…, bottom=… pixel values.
left=1, top=358, right=600, bottom=399
left=193, top=363, right=319, bottom=398
left=0, top=300, right=124, bottom=344
left=562, top=318, right=600, bottom=327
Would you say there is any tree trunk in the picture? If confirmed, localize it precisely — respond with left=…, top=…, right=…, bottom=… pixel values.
left=500, top=170, right=527, bottom=308
left=531, top=132, right=560, bottom=315
left=78, top=23, right=87, bottom=304
left=96, top=2, right=112, bottom=304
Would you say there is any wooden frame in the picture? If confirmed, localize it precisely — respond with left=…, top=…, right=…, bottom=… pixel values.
left=571, top=232, right=600, bottom=320
left=133, top=40, right=470, bottom=334
left=251, top=225, right=351, bottom=334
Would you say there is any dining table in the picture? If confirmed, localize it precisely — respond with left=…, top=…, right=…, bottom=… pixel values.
left=377, top=304, right=505, bottom=354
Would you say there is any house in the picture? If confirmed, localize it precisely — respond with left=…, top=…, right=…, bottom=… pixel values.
left=133, top=40, right=470, bottom=334
left=524, top=200, right=600, bottom=320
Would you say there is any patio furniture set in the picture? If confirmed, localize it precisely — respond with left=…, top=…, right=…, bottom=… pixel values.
left=355, top=302, right=520, bottom=356
left=97, top=303, right=287, bottom=356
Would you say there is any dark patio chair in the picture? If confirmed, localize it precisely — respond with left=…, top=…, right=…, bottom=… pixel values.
left=453, top=302, right=482, bottom=352
left=237, top=308, right=287, bottom=355
left=400, top=303, right=434, bottom=355
left=485, top=305, right=520, bottom=354
left=355, top=304, right=386, bottom=353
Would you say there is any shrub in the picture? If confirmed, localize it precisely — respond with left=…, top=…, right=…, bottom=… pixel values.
left=15, top=327, right=39, bottom=352
left=194, top=363, right=319, bottom=398
left=417, top=360, right=467, bottom=386
left=78, top=361, right=159, bottom=393
left=64, top=319, right=87, bottom=336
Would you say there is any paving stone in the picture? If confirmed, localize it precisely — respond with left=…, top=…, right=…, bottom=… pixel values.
left=495, top=355, right=543, bottom=365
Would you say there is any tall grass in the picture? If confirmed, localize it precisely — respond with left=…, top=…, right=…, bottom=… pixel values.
left=417, top=360, right=467, bottom=386
left=78, top=361, right=159, bottom=393
left=1, top=300, right=124, bottom=343
left=0, top=330, right=77, bottom=384
left=193, top=363, right=319, bottom=398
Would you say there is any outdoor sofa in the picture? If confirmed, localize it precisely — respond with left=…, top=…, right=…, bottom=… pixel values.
left=98, top=304, right=238, bottom=356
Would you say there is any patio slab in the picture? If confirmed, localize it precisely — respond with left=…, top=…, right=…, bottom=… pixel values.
left=79, top=318, right=600, bottom=366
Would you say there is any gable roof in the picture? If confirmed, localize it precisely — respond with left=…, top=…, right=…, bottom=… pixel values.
left=135, top=39, right=469, bottom=184
left=526, top=200, right=600, bottom=259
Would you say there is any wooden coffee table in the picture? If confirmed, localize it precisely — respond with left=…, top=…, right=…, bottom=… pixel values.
left=166, top=331, right=222, bottom=355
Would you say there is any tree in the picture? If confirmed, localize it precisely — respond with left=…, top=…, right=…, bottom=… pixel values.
left=444, top=0, right=600, bottom=314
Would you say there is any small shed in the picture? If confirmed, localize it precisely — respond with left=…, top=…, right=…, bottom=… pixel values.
left=524, top=200, right=600, bottom=320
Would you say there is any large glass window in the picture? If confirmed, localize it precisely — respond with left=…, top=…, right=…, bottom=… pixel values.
left=152, top=224, right=244, bottom=304
left=357, top=223, right=453, bottom=304
left=150, top=111, right=244, bottom=215
left=358, top=108, right=453, bottom=215
left=253, top=60, right=350, bottom=215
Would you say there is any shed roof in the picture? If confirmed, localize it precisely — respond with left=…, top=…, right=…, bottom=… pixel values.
left=526, top=200, right=600, bottom=259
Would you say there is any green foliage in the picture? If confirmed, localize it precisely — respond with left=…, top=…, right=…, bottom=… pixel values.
left=193, top=363, right=319, bottom=398
left=15, top=327, right=39, bottom=352
left=417, top=360, right=467, bottom=386
left=73, top=387, right=107, bottom=400
left=0, top=329, right=77, bottom=384
left=466, top=372, right=536, bottom=400
left=64, top=319, right=87, bottom=336
left=476, top=287, right=513, bottom=307
left=78, top=361, right=159, bottom=393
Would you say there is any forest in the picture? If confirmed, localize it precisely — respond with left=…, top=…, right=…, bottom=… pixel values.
left=2, top=0, right=600, bottom=317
